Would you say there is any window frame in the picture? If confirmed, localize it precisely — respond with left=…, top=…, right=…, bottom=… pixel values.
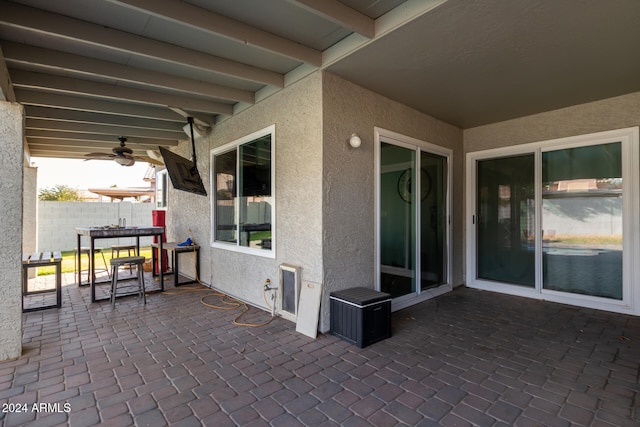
left=210, top=125, right=276, bottom=258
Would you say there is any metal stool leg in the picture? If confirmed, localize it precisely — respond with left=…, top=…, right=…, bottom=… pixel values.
left=138, top=265, right=146, bottom=304
left=110, top=265, right=118, bottom=306
left=83, top=250, right=90, bottom=284
left=101, top=250, right=111, bottom=279
left=76, top=249, right=88, bottom=285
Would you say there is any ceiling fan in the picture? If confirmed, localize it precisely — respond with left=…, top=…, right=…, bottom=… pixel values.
left=85, top=137, right=164, bottom=166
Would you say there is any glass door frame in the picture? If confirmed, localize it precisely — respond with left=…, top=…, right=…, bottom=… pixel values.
left=466, top=127, right=640, bottom=315
left=375, top=127, right=453, bottom=312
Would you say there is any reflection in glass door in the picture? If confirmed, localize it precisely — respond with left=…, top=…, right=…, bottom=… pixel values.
left=380, top=143, right=416, bottom=298
left=476, top=155, right=535, bottom=286
left=542, top=143, right=623, bottom=299
left=421, top=151, right=447, bottom=290
left=378, top=135, right=450, bottom=304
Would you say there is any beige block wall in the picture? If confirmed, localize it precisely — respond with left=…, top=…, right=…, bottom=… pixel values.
left=23, top=165, right=37, bottom=280
left=166, top=72, right=324, bottom=312
left=321, top=72, right=464, bottom=330
left=23, top=165, right=37, bottom=255
left=0, top=101, right=24, bottom=361
left=38, top=201, right=155, bottom=251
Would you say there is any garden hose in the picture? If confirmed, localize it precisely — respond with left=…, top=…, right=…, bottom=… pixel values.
left=161, top=240, right=275, bottom=327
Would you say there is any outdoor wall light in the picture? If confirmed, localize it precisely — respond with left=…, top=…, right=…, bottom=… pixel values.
left=349, top=133, right=362, bottom=148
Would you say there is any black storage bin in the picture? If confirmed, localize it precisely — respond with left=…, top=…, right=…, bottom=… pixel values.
left=330, top=287, right=391, bottom=348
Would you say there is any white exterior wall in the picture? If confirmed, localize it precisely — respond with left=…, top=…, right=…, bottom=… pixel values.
left=0, top=101, right=23, bottom=361
left=38, top=201, right=155, bottom=251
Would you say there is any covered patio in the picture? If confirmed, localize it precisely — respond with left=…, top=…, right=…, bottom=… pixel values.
left=2, top=272, right=639, bottom=426
left=1, top=1, right=640, bottom=424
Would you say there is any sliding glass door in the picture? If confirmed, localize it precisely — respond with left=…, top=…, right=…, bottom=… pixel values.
left=377, top=129, right=451, bottom=310
left=467, top=128, right=638, bottom=314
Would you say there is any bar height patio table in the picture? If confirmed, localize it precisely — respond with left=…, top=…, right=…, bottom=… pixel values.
left=76, top=226, right=165, bottom=302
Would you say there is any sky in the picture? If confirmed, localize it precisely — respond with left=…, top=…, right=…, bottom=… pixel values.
left=32, top=157, right=154, bottom=191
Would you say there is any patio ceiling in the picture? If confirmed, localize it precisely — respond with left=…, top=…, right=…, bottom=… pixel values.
left=0, top=0, right=639, bottom=162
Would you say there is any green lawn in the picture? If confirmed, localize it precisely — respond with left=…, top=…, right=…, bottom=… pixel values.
left=544, top=234, right=623, bottom=246
left=36, top=246, right=153, bottom=276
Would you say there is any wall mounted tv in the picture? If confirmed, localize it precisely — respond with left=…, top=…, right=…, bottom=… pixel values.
left=159, top=146, right=207, bottom=196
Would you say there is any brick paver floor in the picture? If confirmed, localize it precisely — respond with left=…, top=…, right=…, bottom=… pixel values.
left=1, top=273, right=639, bottom=426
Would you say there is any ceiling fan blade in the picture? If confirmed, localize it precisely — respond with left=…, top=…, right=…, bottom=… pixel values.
left=85, top=153, right=115, bottom=160
left=134, top=155, right=164, bottom=166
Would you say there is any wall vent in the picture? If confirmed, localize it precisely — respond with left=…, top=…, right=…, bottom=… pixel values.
left=279, top=264, right=301, bottom=321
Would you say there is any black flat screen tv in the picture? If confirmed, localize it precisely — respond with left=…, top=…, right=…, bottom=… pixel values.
left=159, top=146, right=207, bottom=196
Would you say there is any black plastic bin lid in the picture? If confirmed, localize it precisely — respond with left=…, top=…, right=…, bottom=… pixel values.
left=329, top=287, right=391, bottom=306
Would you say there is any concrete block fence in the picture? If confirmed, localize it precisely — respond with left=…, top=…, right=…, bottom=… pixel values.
left=38, top=201, right=157, bottom=252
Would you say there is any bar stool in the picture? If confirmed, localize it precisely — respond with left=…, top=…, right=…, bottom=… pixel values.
left=75, top=247, right=110, bottom=284
left=111, top=244, right=138, bottom=275
left=111, top=244, right=137, bottom=257
left=110, top=256, right=146, bottom=306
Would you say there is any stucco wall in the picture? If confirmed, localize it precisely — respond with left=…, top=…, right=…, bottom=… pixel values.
left=464, top=91, right=640, bottom=152
left=0, top=101, right=24, bottom=361
left=165, top=70, right=471, bottom=334
left=321, top=72, right=464, bottom=330
left=166, top=72, right=324, bottom=312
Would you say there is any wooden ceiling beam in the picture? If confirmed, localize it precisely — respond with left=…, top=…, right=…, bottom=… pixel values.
left=11, top=70, right=234, bottom=116
left=15, top=89, right=194, bottom=123
left=25, top=117, right=184, bottom=140
left=109, top=0, right=322, bottom=66
left=0, top=0, right=283, bottom=87
left=0, top=45, right=15, bottom=102
left=24, top=106, right=185, bottom=132
left=288, top=0, right=375, bottom=38
left=29, top=146, right=160, bottom=158
left=25, top=130, right=179, bottom=146
left=3, top=42, right=255, bottom=104
left=27, top=138, right=169, bottom=151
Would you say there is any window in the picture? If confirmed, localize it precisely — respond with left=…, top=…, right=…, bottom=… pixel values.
left=211, top=125, right=275, bottom=256
left=156, top=169, right=168, bottom=209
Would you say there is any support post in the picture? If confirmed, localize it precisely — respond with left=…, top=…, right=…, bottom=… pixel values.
left=0, top=100, right=24, bottom=361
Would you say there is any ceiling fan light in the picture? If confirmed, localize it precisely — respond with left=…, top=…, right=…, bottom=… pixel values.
left=115, top=157, right=135, bottom=166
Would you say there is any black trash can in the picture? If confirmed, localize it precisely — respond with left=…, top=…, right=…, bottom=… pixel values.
left=329, top=287, right=391, bottom=348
